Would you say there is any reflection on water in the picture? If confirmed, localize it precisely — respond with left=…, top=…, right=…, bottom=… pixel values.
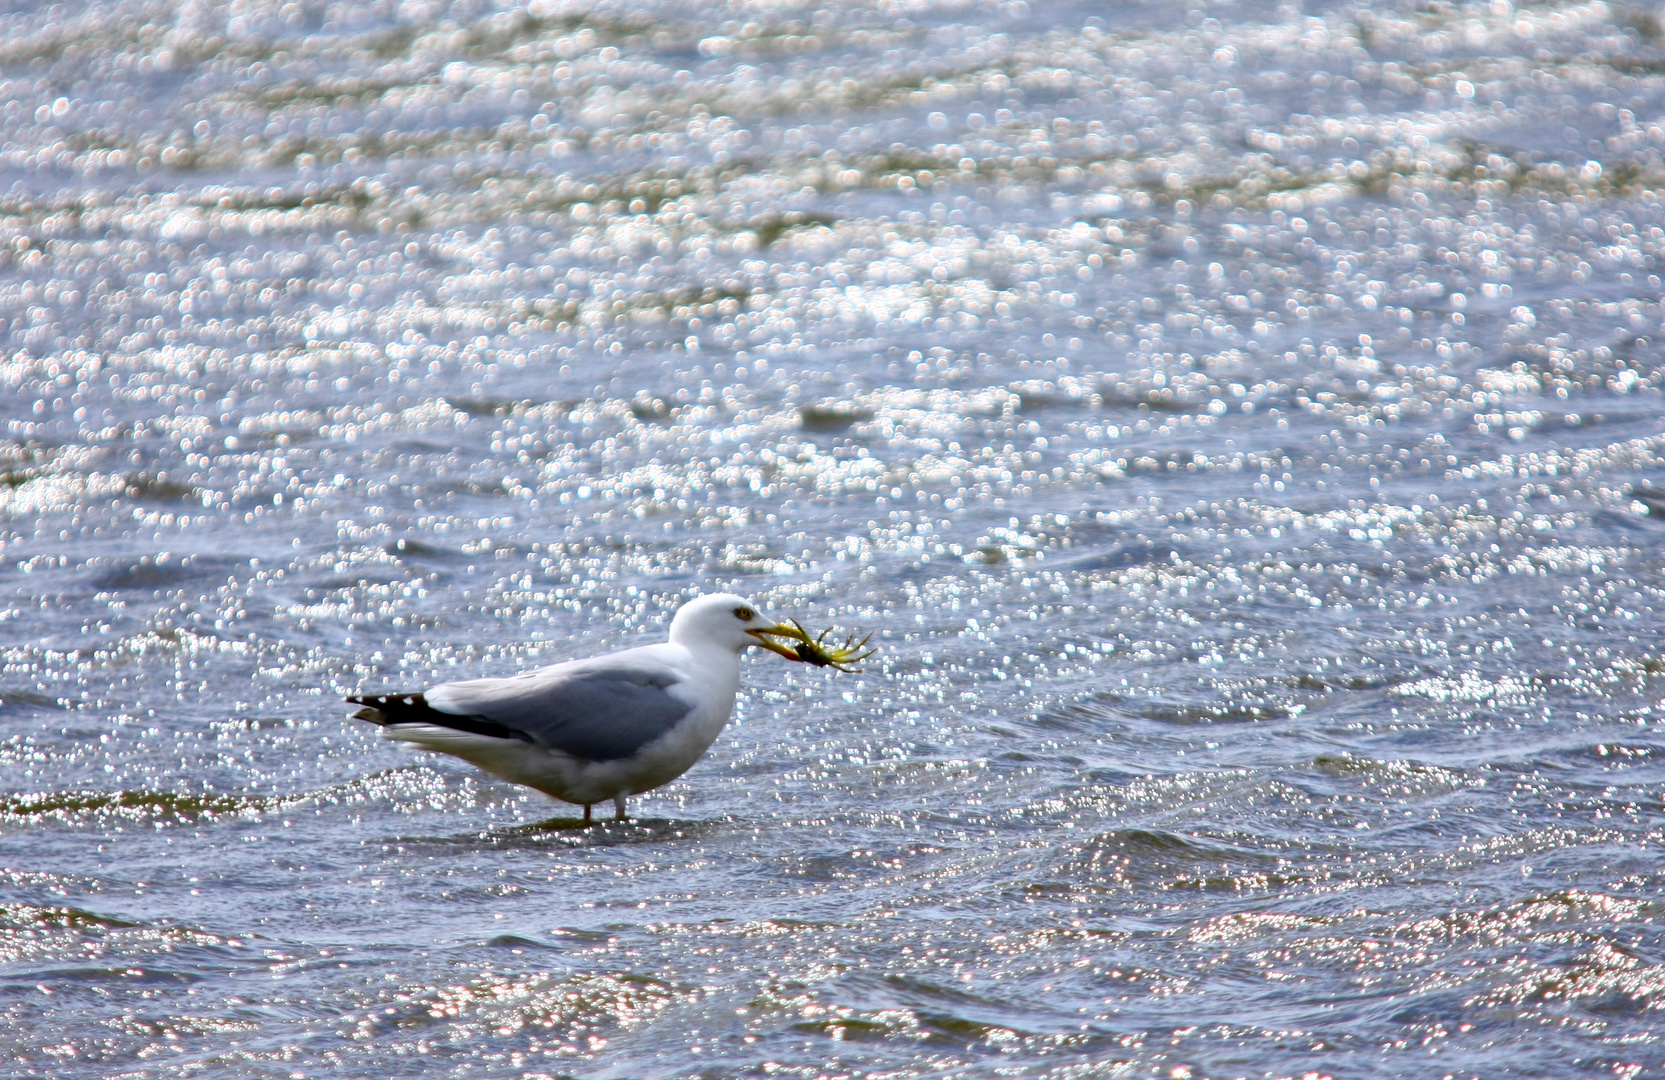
left=3, top=0, right=1665, bottom=1076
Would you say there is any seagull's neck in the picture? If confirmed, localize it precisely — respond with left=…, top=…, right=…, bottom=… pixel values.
left=674, top=640, right=745, bottom=662
left=665, top=624, right=745, bottom=653
left=658, top=639, right=744, bottom=698
left=660, top=637, right=745, bottom=665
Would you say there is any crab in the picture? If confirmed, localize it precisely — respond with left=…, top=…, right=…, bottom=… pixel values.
left=753, top=619, right=875, bottom=673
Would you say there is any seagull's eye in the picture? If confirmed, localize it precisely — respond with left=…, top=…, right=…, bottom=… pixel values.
left=733, top=606, right=756, bottom=621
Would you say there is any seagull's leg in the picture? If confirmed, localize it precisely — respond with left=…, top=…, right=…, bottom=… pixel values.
left=583, top=803, right=592, bottom=823
left=613, top=793, right=628, bottom=821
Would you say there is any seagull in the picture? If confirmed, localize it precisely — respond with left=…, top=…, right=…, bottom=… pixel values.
left=347, top=594, right=827, bottom=822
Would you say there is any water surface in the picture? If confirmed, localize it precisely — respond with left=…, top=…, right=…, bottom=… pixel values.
left=4, top=0, right=1665, bottom=1076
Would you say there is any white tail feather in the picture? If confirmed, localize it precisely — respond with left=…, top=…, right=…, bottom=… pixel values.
left=379, top=723, right=515, bottom=751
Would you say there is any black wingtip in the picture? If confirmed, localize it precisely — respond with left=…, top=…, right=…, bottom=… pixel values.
left=346, top=691, right=430, bottom=727
left=345, top=690, right=530, bottom=742
left=346, top=692, right=427, bottom=707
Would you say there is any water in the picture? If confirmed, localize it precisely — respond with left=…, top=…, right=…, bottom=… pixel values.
left=3, top=0, right=1665, bottom=1075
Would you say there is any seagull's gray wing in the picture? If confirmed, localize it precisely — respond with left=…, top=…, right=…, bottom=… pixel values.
left=415, top=652, right=696, bottom=762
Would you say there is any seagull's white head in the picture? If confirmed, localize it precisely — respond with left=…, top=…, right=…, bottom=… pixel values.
left=668, top=592, right=806, bottom=658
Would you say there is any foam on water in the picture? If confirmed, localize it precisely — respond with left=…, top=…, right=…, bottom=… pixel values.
left=3, top=0, right=1665, bottom=1076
